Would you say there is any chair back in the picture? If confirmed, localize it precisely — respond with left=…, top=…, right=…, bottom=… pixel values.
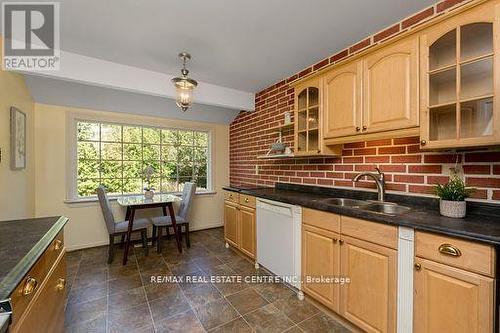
left=178, top=182, right=196, bottom=220
left=97, top=185, right=115, bottom=233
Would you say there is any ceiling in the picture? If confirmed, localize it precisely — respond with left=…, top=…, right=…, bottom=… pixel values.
left=48, top=0, right=434, bottom=93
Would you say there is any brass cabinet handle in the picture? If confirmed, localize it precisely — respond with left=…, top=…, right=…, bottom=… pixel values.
left=421, top=140, right=427, bottom=146
left=54, top=239, right=63, bottom=250
left=56, top=278, right=66, bottom=291
left=244, top=198, right=249, bottom=203
left=355, top=127, right=361, bottom=132
left=438, top=243, right=462, bottom=257
left=339, top=239, right=344, bottom=245
left=22, top=276, right=38, bottom=296
left=332, top=238, right=338, bottom=243
left=414, top=263, right=421, bottom=271
left=362, top=125, right=367, bottom=131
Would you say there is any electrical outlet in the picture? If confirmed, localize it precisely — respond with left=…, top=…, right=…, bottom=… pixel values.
left=255, top=165, right=259, bottom=175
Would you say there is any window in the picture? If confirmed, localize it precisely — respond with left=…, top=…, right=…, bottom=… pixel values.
left=75, top=120, right=210, bottom=198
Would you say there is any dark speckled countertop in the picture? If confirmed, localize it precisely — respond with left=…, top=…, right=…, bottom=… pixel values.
left=224, top=183, right=500, bottom=246
left=0, top=216, right=68, bottom=302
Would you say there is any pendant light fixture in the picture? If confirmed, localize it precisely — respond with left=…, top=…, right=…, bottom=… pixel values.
left=171, top=52, right=198, bottom=112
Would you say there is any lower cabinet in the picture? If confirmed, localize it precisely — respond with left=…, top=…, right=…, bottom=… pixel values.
left=224, top=200, right=239, bottom=248
left=223, top=192, right=256, bottom=259
left=301, top=211, right=397, bottom=333
left=9, top=228, right=67, bottom=333
left=413, top=258, right=494, bottom=333
left=302, top=224, right=340, bottom=312
left=340, top=235, right=397, bottom=333
left=239, top=205, right=256, bottom=258
left=13, top=252, right=67, bottom=333
left=414, top=231, right=495, bottom=333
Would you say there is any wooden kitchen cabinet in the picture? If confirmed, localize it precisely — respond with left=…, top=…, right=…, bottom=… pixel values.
left=414, top=231, right=495, bottom=333
left=340, top=235, right=397, bottom=333
left=294, top=78, right=341, bottom=156
left=224, top=200, right=239, bottom=248
left=322, top=36, right=419, bottom=145
left=9, top=228, right=67, bottom=333
left=12, top=253, right=67, bottom=333
left=414, top=258, right=494, bottom=333
left=363, top=36, right=419, bottom=134
left=239, top=205, right=256, bottom=258
left=323, top=61, right=362, bottom=139
left=224, top=192, right=256, bottom=259
left=302, top=223, right=340, bottom=312
left=419, top=1, right=500, bottom=149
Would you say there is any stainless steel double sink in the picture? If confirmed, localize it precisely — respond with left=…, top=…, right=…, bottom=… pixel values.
left=319, top=197, right=412, bottom=216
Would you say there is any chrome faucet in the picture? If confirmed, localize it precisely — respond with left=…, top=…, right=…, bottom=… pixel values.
left=353, top=167, right=386, bottom=202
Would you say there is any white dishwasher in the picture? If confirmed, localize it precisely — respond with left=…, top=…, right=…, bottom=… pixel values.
left=256, top=198, right=302, bottom=295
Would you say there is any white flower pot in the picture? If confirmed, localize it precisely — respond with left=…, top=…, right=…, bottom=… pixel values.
left=144, top=190, right=155, bottom=199
left=440, top=200, right=466, bottom=218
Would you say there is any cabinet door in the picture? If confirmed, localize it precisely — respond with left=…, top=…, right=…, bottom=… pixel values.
left=340, top=235, right=397, bottom=333
left=224, top=201, right=239, bottom=248
left=420, top=1, right=500, bottom=149
left=12, top=253, right=66, bottom=333
left=414, top=258, right=494, bottom=333
left=239, top=205, right=256, bottom=259
left=302, top=224, right=340, bottom=312
left=363, top=36, right=419, bottom=134
left=294, top=78, right=321, bottom=156
left=323, top=61, right=362, bottom=138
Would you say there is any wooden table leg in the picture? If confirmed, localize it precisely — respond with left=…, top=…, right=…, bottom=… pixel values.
left=167, top=203, right=182, bottom=253
left=123, top=207, right=135, bottom=265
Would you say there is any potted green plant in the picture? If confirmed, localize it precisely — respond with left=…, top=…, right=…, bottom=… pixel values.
left=434, top=175, right=474, bottom=218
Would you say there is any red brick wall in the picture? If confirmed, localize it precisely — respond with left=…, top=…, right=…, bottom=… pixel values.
left=229, top=0, right=500, bottom=202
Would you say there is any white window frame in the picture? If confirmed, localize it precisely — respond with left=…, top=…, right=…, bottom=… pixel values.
left=66, top=112, right=214, bottom=202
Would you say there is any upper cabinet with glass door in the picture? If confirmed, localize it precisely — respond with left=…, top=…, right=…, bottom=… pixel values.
left=294, top=78, right=341, bottom=156
left=420, top=1, right=500, bottom=149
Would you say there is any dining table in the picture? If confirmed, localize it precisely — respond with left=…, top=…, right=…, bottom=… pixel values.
left=117, top=193, right=182, bottom=265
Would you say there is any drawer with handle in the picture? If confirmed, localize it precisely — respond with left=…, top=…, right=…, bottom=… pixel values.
left=415, top=231, right=495, bottom=277
left=224, top=191, right=239, bottom=203
left=10, top=231, right=65, bottom=326
left=239, top=194, right=256, bottom=208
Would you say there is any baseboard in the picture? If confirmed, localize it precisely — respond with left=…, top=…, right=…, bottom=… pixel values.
left=65, top=223, right=224, bottom=252
left=66, top=240, right=109, bottom=252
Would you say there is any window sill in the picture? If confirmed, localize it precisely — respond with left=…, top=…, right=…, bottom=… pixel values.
left=64, top=191, right=218, bottom=205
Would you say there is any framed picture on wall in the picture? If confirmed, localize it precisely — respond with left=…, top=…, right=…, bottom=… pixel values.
left=10, top=107, right=26, bottom=170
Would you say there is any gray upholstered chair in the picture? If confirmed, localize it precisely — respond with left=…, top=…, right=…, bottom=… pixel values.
left=97, top=186, right=149, bottom=264
left=151, top=182, right=196, bottom=252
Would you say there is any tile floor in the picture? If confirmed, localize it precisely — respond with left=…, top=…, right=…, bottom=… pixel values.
left=65, top=227, right=353, bottom=333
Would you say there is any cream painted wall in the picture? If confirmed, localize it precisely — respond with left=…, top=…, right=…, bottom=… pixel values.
left=34, top=103, right=229, bottom=250
left=0, top=71, right=35, bottom=220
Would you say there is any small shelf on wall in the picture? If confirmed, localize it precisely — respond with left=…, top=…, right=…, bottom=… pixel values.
left=256, top=153, right=295, bottom=159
